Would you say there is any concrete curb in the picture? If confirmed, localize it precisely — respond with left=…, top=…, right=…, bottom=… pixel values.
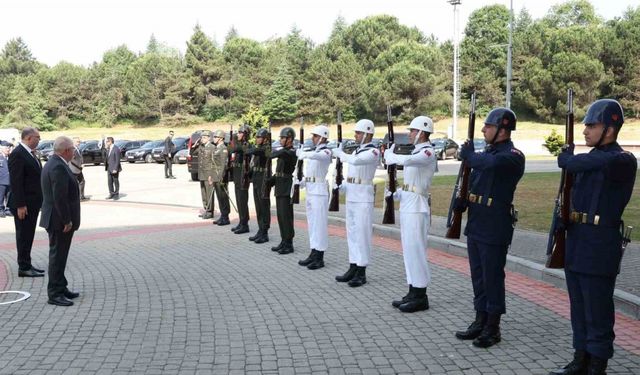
left=294, top=210, right=640, bottom=320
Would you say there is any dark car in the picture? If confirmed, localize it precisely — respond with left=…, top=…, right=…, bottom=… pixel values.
left=36, top=140, right=54, bottom=160
left=432, top=138, right=460, bottom=160
left=456, top=138, right=487, bottom=160
left=125, top=140, right=164, bottom=163
left=118, top=140, right=149, bottom=158
left=80, top=140, right=104, bottom=165
left=152, top=137, right=188, bottom=163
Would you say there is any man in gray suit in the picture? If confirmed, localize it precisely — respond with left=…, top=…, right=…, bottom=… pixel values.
left=0, top=146, right=10, bottom=217
left=69, top=137, right=88, bottom=201
left=104, top=137, right=122, bottom=199
left=40, top=136, right=81, bottom=306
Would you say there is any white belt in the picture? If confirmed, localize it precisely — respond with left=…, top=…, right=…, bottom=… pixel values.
left=304, top=177, right=326, bottom=183
left=402, top=184, right=429, bottom=197
left=347, top=177, right=373, bottom=185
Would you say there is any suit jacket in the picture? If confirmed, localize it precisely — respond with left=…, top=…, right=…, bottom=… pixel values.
left=8, top=143, right=43, bottom=209
left=39, top=155, right=81, bottom=232
left=163, top=136, right=175, bottom=156
left=105, top=145, right=122, bottom=173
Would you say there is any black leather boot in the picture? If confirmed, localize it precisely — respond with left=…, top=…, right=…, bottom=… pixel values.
left=230, top=223, right=240, bottom=232
left=298, top=250, right=317, bottom=266
left=307, top=251, right=324, bottom=270
left=548, top=350, right=590, bottom=375
left=278, top=240, right=294, bottom=254
left=271, top=241, right=284, bottom=252
left=254, top=232, right=269, bottom=243
left=398, top=287, right=429, bottom=313
left=335, top=264, right=357, bottom=282
left=472, top=313, right=501, bottom=348
left=348, top=266, right=367, bottom=287
left=392, top=285, right=414, bottom=308
left=215, top=216, right=230, bottom=226
left=249, top=230, right=262, bottom=241
left=234, top=223, right=250, bottom=234
left=587, top=355, right=607, bottom=375
left=455, top=311, right=487, bottom=340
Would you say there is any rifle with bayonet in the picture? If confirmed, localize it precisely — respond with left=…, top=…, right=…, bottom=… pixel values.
left=241, top=127, right=251, bottom=190
left=261, top=122, right=273, bottom=199
left=445, top=92, right=476, bottom=239
left=382, top=105, right=396, bottom=225
left=546, top=88, right=574, bottom=268
left=291, top=116, right=304, bottom=204
left=329, top=110, right=343, bottom=212
left=223, top=124, right=233, bottom=184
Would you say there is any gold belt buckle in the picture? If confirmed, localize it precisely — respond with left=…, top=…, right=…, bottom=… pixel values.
left=594, top=215, right=600, bottom=225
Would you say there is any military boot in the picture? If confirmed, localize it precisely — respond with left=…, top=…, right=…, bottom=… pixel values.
left=307, top=251, right=325, bottom=270
left=398, top=287, right=429, bottom=313
left=587, top=356, right=607, bottom=375
left=348, top=266, right=367, bottom=287
left=254, top=232, right=269, bottom=244
left=455, top=311, right=487, bottom=340
left=271, top=241, right=285, bottom=252
left=298, top=250, right=317, bottom=266
left=215, top=216, right=230, bottom=226
left=202, top=212, right=213, bottom=220
left=548, top=350, right=590, bottom=375
left=472, top=313, right=501, bottom=348
left=230, top=223, right=240, bottom=232
left=234, top=222, right=250, bottom=234
left=392, top=285, right=414, bottom=308
left=249, top=230, right=263, bottom=241
left=335, top=264, right=357, bottom=282
left=278, top=240, right=294, bottom=254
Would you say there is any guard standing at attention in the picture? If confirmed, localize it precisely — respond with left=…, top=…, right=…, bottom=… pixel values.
left=454, top=107, right=525, bottom=348
left=296, top=125, right=332, bottom=270
left=384, top=116, right=437, bottom=312
left=211, top=130, right=231, bottom=226
left=332, top=119, right=380, bottom=287
left=230, top=125, right=251, bottom=234
left=548, top=99, right=636, bottom=375
left=247, top=128, right=271, bottom=244
left=268, top=127, right=298, bottom=255
left=197, top=131, right=215, bottom=220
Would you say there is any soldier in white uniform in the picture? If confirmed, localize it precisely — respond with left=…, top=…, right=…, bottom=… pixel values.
left=384, top=116, right=437, bottom=312
left=296, top=125, right=332, bottom=270
left=332, top=119, right=380, bottom=287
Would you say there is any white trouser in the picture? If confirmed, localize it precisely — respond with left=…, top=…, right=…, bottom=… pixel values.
left=400, top=212, right=431, bottom=288
left=346, top=201, right=373, bottom=266
left=306, top=194, right=328, bottom=251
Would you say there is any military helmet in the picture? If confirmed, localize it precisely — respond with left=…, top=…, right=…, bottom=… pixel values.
left=256, top=128, right=269, bottom=138
left=201, top=130, right=212, bottom=137
left=354, top=119, right=375, bottom=135
left=485, top=107, right=517, bottom=131
left=311, top=125, right=330, bottom=139
left=279, top=127, right=295, bottom=139
left=583, top=99, right=624, bottom=128
left=213, top=129, right=225, bottom=138
left=408, top=116, right=434, bottom=133
left=238, top=124, right=251, bottom=134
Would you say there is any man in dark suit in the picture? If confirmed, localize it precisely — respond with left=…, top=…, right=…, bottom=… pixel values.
left=104, top=137, right=122, bottom=199
left=163, top=130, right=176, bottom=179
left=40, top=136, right=81, bottom=306
left=8, top=127, right=44, bottom=277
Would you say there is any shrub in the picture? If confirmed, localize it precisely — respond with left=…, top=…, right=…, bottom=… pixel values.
left=543, top=129, right=564, bottom=156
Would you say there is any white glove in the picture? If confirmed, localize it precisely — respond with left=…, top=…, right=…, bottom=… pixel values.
left=336, top=184, right=346, bottom=193
left=388, top=143, right=396, bottom=153
left=393, top=188, right=403, bottom=201
left=295, top=179, right=306, bottom=188
left=296, top=148, right=305, bottom=158
left=332, top=147, right=343, bottom=158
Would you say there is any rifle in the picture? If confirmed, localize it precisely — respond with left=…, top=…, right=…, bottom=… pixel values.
left=618, top=226, right=633, bottom=274
left=382, top=105, right=396, bottom=224
left=241, top=130, right=251, bottom=190
left=328, top=110, right=343, bottom=212
left=261, top=122, right=273, bottom=200
left=445, top=92, right=477, bottom=239
left=546, top=88, right=574, bottom=268
left=223, top=125, right=233, bottom=184
left=291, top=116, right=304, bottom=204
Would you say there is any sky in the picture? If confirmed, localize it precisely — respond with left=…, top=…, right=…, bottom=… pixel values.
left=0, top=0, right=636, bottom=67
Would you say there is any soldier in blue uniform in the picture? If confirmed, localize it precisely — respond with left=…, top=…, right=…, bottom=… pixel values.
left=454, top=107, right=525, bottom=348
left=549, top=99, right=636, bottom=375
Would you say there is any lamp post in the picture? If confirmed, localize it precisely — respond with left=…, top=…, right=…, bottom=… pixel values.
left=448, top=0, right=461, bottom=139
left=506, top=0, right=513, bottom=108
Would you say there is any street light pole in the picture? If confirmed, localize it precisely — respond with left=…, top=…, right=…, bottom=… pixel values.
left=506, top=0, right=513, bottom=108
left=449, top=0, right=461, bottom=139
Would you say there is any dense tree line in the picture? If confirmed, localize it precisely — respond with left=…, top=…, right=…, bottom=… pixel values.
left=0, top=0, right=638, bottom=130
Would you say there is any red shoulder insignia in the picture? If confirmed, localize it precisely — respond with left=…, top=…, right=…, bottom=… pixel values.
left=372, top=149, right=379, bottom=156
left=425, top=150, right=432, bottom=157
left=324, top=150, right=330, bottom=155
left=511, top=148, right=523, bottom=156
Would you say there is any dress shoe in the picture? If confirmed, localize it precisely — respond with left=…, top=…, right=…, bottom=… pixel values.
left=249, top=230, right=264, bottom=241
left=307, top=251, right=325, bottom=270
left=0, top=211, right=5, bottom=218
left=392, top=285, right=414, bottom=308
left=215, top=217, right=230, bottom=226
left=80, top=197, right=91, bottom=201
left=47, top=296, right=73, bottom=306
left=31, top=266, right=45, bottom=273
left=271, top=241, right=285, bottom=252
left=472, top=314, right=501, bottom=348
left=198, top=213, right=204, bottom=218
left=254, top=234, right=269, bottom=244
left=548, top=350, right=590, bottom=375
left=234, top=224, right=250, bottom=234
left=587, top=356, right=607, bottom=375
left=105, top=195, right=114, bottom=199
left=63, top=289, right=80, bottom=299
left=335, top=263, right=357, bottom=282
left=278, top=241, right=294, bottom=254
left=348, top=266, right=367, bottom=287
left=112, top=193, right=120, bottom=200
left=398, top=288, right=429, bottom=313
left=455, top=311, right=488, bottom=340
left=230, top=224, right=240, bottom=232
left=169, top=176, right=176, bottom=179
left=4, top=209, right=12, bottom=216
left=19, top=269, right=44, bottom=277
left=298, top=250, right=317, bottom=266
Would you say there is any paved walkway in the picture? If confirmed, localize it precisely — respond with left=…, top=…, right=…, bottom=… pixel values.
left=0, top=163, right=638, bottom=374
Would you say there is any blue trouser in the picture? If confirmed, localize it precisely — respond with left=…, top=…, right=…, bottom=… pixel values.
left=565, top=270, right=616, bottom=359
left=467, top=238, right=508, bottom=315
left=0, top=184, right=9, bottom=210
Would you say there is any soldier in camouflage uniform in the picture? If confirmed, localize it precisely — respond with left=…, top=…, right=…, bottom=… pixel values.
left=197, top=131, right=215, bottom=220
left=247, top=128, right=271, bottom=244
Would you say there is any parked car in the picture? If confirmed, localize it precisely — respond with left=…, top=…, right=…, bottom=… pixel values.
left=455, top=138, right=487, bottom=160
left=152, top=137, right=188, bottom=163
left=174, top=148, right=189, bottom=164
left=125, top=140, right=164, bottom=163
left=80, top=140, right=104, bottom=165
left=432, top=138, right=460, bottom=160
left=118, top=140, right=149, bottom=158
left=36, top=140, right=54, bottom=159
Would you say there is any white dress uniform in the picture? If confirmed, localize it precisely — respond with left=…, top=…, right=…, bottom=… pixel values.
left=385, top=141, right=437, bottom=288
left=299, top=144, right=332, bottom=251
left=337, top=143, right=380, bottom=267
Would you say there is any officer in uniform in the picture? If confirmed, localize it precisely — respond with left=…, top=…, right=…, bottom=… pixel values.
left=332, top=119, right=380, bottom=287
left=268, top=127, right=297, bottom=254
left=197, top=131, right=215, bottom=220
left=247, top=128, right=271, bottom=244
left=384, top=116, right=437, bottom=312
left=454, top=107, right=525, bottom=348
left=230, top=125, right=251, bottom=234
left=211, top=130, right=231, bottom=226
left=296, top=125, right=332, bottom=270
left=548, top=99, right=636, bottom=375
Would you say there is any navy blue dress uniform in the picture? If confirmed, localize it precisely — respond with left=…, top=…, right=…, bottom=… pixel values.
left=246, top=128, right=271, bottom=244
left=267, top=127, right=298, bottom=254
left=230, top=125, right=251, bottom=234
left=549, top=99, right=636, bottom=375
left=455, top=107, right=525, bottom=348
